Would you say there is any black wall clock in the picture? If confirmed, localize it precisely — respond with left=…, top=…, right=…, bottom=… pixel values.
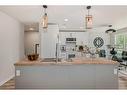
left=93, top=37, right=104, bottom=48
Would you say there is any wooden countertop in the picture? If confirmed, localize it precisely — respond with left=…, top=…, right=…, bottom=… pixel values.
left=14, top=58, right=118, bottom=66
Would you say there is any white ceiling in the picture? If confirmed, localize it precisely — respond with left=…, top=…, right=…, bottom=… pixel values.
left=0, top=5, right=127, bottom=29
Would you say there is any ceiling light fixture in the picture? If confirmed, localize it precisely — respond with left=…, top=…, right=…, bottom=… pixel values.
left=29, top=27, right=34, bottom=31
left=105, top=25, right=116, bottom=33
left=42, top=5, right=48, bottom=29
left=86, top=6, right=92, bottom=29
left=64, top=19, right=68, bottom=22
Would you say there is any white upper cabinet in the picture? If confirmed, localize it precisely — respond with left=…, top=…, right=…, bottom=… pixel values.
left=40, top=24, right=59, bottom=58
left=59, top=32, right=89, bottom=45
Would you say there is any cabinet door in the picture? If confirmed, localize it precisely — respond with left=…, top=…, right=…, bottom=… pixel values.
left=59, top=32, right=76, bottom=44
left=75, top=32, right=89, bottom=45
left=69, top=64, right=96, bottom=89
left=41, top=24, right=59, bottom=58
left=15, top=65, right=96, bottom=89
left=95, top=64, right=118, bottom=89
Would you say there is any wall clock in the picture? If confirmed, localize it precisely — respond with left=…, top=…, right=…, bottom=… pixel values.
left=93, top=37, right=104, bottom=48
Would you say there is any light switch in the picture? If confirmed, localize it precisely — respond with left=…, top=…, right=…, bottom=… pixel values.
left=16, top=70, right=21, bottom=76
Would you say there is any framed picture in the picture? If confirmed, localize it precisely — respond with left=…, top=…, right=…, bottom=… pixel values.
left=60, top=45, right=66, bottom=52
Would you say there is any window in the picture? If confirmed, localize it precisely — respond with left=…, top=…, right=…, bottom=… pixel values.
left=115, top=33, right=127, bottom=55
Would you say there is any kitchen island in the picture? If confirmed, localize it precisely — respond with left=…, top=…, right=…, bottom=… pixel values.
left=14, top=58, right=118, bottom=89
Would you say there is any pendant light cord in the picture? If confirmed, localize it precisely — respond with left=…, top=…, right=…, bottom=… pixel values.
left=43, top=5, right=47, bottom=15
left=86, top=6, right=91, bottom=16
left=88, top=8, right=89, bottom=16
left=44, top=7, right=47, bottom=15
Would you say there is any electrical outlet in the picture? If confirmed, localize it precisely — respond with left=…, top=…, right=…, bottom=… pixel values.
left=114, top=68, right=117, bottom=75
left=16, top=70, right=21, bottom=76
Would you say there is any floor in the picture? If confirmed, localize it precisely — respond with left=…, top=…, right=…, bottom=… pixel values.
left=0, top=78, right=15, bottom=89
left=0, top=70, right=127, bottom=89
left=119, top=76, right=127, bottom=89
left=118, top=68, right=127, bottom=89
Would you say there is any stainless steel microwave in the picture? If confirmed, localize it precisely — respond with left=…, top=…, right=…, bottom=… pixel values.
left=66, top=38, right=76, bottom=42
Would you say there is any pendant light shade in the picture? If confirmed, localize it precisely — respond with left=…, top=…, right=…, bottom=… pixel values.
left=42, top=13, right=48, bottom=29
left=86, top=15, right=92, bottom=29
left=86, top=6, right=92, bottom=29
left=42, top=5, right=48, bottom=29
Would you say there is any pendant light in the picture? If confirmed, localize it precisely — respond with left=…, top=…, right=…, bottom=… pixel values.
left=42, top=5, right=48, bottom=29
left=86, top=6, right=92, bottom=29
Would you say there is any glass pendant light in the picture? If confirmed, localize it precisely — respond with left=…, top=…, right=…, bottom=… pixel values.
left=42, top=5, right=48, bottom=29
left=86, top=6, right=92, bottom=29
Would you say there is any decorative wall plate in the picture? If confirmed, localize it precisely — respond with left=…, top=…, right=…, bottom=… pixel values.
left=93, top=37, right=104, bottom=48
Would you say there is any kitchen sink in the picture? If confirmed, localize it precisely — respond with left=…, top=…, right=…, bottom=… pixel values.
left=41, top=58, right=61, bottom=62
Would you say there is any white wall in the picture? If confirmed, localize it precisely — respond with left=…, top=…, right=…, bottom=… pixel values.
left=114, top=16, right=127, bottom=30
left=0, top=11, right=24, bottom=85
left=59, top=27, right=110, bottom=50
left=24, top=31, right=40, bottom=55
left=88, top=27, right=110, bottom=50
left=110, top=17, right=127, bottom=46
left=59, top=32, right=89, bottom=45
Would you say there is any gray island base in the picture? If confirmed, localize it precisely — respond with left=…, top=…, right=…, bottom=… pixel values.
left=15, top=58, right=118, bottom=89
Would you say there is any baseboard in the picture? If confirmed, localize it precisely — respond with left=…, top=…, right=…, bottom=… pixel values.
left=0, top=75, right=15, bottom=86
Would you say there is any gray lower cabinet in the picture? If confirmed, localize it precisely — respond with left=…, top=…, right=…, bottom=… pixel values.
left=15, top=64, right=118, bottom=89
left=95, top=65, right=118, bottom=89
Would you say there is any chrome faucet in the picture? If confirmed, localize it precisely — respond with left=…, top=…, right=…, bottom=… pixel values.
left=55, top=43, right=59, bottom=63
left=35, top=44, right=39, bottom=54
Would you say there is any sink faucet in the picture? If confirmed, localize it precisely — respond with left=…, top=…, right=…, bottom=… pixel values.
left=55, top=43, right=59, bottom=63
left=35, top=44, right=39, bottom=54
